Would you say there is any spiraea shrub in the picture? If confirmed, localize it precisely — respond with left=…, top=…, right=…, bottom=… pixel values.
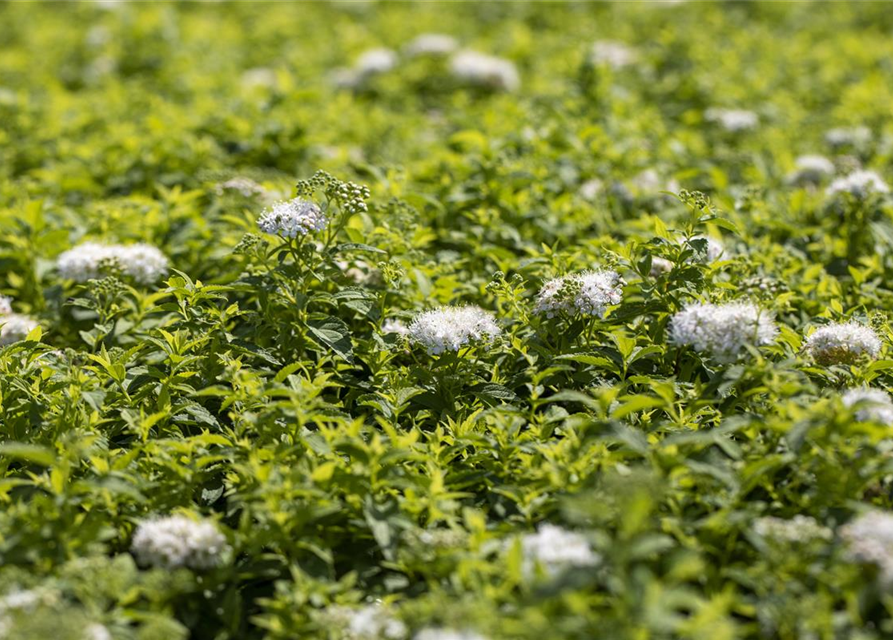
left=5, top=2, right=893, bottom=639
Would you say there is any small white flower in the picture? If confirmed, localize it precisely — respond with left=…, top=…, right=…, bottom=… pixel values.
left=382, top=319, right=410, bottom=337
left=450, top=51, right=520, bottom=92
left=754, top=515, right=832, bottom=544
left=118, top=244, right=170, bottom=284
left=520, top=524, right=600, bottom=576
left=705, top=108, right=758, bottom=132
left=826, top=170, right=889, bottom=198
left=408, top=306, right=500, bottom=355
left=842, top=388, right=893, bottom=424
left=0, top=314, right=39, bottom=345
left=331, top=67, right=362, bottom=90
left=414, top=629, right=488, bottom=640
left=131, top=515, right=229, bottom=570
left=215, top=177, right=267, bottom=198
left=57, top=242, right=168, bottom=284
left=841, top=511, right=893, bottom=583
left=803, top=322, right=881, bottom=365
left=534, top=270, right=623, bottom=319
left=347, top=605, right=407, bottom=639
left=589, top=40, right=637, bottom=69
left=579, top=178, right=603, bottom=201
left=241, top=67, right=278, bottom=90
left=85, top=623, right=113, bottom=640
left=355, top=48, right=399, bottom=77
left=0, top=589, right=46, bottom=613
left=669, top=302, right=777, bottom=361
left=788, top=155, right=835, bottom=185
left=649, top=257, right=674, bottom=277
left=825, top=126, right=871, bottom=149
left=0, top=296, right=11, bottom=315
left=257, top=198, right=328, bottom=239
left=405, top=34, right=458, bottom=57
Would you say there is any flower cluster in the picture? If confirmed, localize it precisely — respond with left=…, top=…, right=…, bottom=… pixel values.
left=669, top=302, right=778, bottom=361
left=214, top=176, right=268, bottom=197
left=826, top=170, right=890, bottom=198
left=405, top=33, right=458, bottom=57
left=841, top=388, right=893, bottom=425
left=825, top=126, right=871, bottom=149
left=408, top=306, right=500, bottom=355
left=803, top=322, right=881, bottom=365
left=257, top=198, right=329, bottom=238
left=382, top=318, right=410, bottom=337
left=519, top=524, right=600, bottom=577
left=629, top=169, right=680, bottom=198
left=85, top=624, right=113, bottom=640
left=297, top=170, right=370, bottom=216
left=131, top=515, right=229, bottom=570
left=589, top=40, right=637, bottom=69
left=534, top=270, right=623, bottom=318
left=787, top=155, right=835, bottom=185
left=321, top=604, right=407, bottom=640
left=0, top=296, right=39, bottom=346
left=705, top=108, right=759, bottom=132
left=332, top=48, right=398, bottom=88
left=450, top=51, right=520, bottom=92
left=754, top=515, right=833, bottom=544
left=56, top=242, right=169, bottom=284
left=841, top=511, right=893, bottom=583
left=0, top=314, right=39, bottom=346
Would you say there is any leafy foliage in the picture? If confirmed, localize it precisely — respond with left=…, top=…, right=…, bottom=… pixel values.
left=2, top=2, right=893, bottom=639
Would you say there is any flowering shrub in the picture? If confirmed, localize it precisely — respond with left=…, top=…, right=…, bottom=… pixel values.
left=3, top=3, right=893, bottom=640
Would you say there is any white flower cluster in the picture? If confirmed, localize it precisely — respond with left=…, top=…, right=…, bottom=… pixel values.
left=534, top=270, right=623, bottom=319
left=589, top=40, right=637, bottom=69
left=0, top=314, right=39, bottom=346
left=415, top=629, right=488, bottom=640
left=240, top=67, right=278, bottom=90
left=826, top=170, right=890, bottom=198
left=754, top=515, right=832, bottom=544
left=131, top=515, right=229, bottom=570
left=405, top=33, right=458, bottom=57
left=382, top=318, right=410, bottom=337
left=825, top=125, right=871, bottom=149
left=629, top=169, right=680, bottom=198
left=450, top=51, right=520, bottom=92
left=841, top=388, right=893, bottom=425
left=257, top=198, right=329, bottom=239
left=0, top=296, right=38, bottom=346
left=85, top=623, right=113, bottom=640
left=408, top=306, right=500, bottom=355
left=841, top=511, right=893, bottom=583
left=0, top=588, right=58, bottom=638
left=356, top=48, right=399, bottom=76
left=705, top=108, right=759, bottom=132
left=669, top=302, right=778, bottom=361
left=803, top=322, right=881, bottom=365
left=214, top=176, right=267, bottom=197
left=57, top=242, right=169, bottom=284
left=520, top=524, right=600, bottom=576
left=331, top=48, right=399, bottom=89
left=323, top=604, right=407, bottom=640
left=787, top=155, right=835, bottom=185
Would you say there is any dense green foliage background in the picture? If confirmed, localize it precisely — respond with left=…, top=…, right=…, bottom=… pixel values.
left=3, top=1, right=893, bottom=638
